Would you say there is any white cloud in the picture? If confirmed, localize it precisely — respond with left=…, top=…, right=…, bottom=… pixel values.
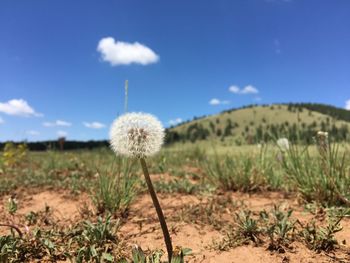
left=83, top=121, right=106, bottom=129
left=209, top=98, right=221, bottom=105
left=345, top=99, right=350, bottom=110
left=169, top=118, right=183, bottom=126
left=228, top=85, right=240, bottom=94
left=241, top=85, right=259, bottom=94
left=43, top=120, right=72, bottom=127
left=0, top=117, right=3, bottom=124
left=27, top=130, right=40, bottom=136
left=57, top=130, right=68, bottom=137
left=97, top=37, right=159, bottom=66
left=229, top=85, right=259, bottom=95
left=0, top=99, right=42, bottom=117
left=209, top=98, right=230, bottom=106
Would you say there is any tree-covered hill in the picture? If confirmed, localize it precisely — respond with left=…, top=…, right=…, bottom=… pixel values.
left=166, top=103, right=350, bottom=145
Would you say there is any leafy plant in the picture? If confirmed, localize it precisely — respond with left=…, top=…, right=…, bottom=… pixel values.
left=261, top=205, right=297, bottom=251
left=299, top=209, right=347, bottom=252
left=234, top=210, right=261, bottom=243
left=69, top=214, right=125, bottom=263
left=1, top=143, right=28, bottom=168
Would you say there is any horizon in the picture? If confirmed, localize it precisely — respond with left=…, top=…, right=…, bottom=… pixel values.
left=0, top=101, right=347, bottom=143
left=1, top=0, right=350, bottom=141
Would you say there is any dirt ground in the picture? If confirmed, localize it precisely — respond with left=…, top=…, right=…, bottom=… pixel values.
left=1, top=188, right=350, bottom=263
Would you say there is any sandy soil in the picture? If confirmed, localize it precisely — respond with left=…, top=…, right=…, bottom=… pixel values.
left=1, top=189, right=349, bottom=262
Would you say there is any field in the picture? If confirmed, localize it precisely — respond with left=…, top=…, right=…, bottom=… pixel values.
left=1, top=139, right=350, bottom=263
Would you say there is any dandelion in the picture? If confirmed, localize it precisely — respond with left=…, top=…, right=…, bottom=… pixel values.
left=316, top=131, right=329, bottom=157
left=110, top=112, right=173, bottom=262
left=277, top=138, right=290, bottom=152
left=110, top=112, right=164, bottom=158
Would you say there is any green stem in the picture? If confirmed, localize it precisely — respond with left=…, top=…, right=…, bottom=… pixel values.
left=140, top=158, right=173, bottom=262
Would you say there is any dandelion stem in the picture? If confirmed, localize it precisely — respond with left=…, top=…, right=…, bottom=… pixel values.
left=140, top=158, right=173, bottom=262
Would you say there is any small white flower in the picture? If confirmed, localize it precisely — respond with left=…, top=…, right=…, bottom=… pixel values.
left=277, top=138, right=289, bottom=152
left=109, top=112, right=164, bottom=158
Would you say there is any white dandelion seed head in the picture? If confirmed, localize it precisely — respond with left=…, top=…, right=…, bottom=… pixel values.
left=316, top=131, right=329, bottom=150
left=277, top=138, right=290, bottom=152
left=109, top=112, right=164, bottom=158
left=317, top=131, right=328, bottom=138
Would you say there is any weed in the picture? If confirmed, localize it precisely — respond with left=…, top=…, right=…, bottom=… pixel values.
left=261, top=205, right=297, bottom=251
left=234, top=210, right=261, bottom=243
left=1, top=143, right=28, bottom=168
left=91, top=158, right=139, bottom=215
left=299, top=209, right=348, bottom=252
left=6, top=197, right=18, bottom=215
left=281, top=140, right=350, bottom=206
left=69, top=215, right=125, bottom=262
left=203, top=153, right=266, bottom=192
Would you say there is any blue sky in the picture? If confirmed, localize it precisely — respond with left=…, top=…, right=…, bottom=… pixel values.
left=1, top=0, right=350, bottom=141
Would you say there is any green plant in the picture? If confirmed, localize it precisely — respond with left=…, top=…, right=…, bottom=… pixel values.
left=203, top=153, right=266, bottom=192
left=131, top=245, right=191, bottom=263
left=261, top=206, right=297, bottom=251
left=154, top=178, right=199, bottom=194
left=2, top=142, right=28, bottom=168
left=70, top=215, right=124, bottom=263
left=281, top=140, right=350, bottom=206
left=300, top=209, right=347, bottom=252
left=6, top=197, right=18, bottom=215
left=234, top=210, right=261, bottom=243
left=91, top=158, right=138, bottom=215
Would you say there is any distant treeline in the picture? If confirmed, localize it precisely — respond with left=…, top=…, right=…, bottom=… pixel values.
left=283, top=103, right=350, bottom=123
left=0, top=140, right=109, bottom=151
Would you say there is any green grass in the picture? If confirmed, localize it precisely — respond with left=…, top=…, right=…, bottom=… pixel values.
left=91, top=157, right=139, bottom=215
left=281, top=142, right=350, bottom=206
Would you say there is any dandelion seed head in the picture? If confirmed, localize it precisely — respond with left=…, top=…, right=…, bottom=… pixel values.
left=316, top=131, right=329, bottom=154
left=277, top=138, right=289, bottom=152
left=110, top=112, right=164, bottom=158
left=317, top=131, right=328, bottom=138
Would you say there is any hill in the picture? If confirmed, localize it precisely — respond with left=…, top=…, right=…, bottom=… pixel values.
left=166, top=103, right=350, bottom=145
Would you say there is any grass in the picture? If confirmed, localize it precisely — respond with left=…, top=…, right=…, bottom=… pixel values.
left=202, top=144, right=287, bottom=192
left=1, top=140, right=350, bottom=206
left=91, top=158, right=139, bottom=215
left=281, top=142, right=350, bottom=206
